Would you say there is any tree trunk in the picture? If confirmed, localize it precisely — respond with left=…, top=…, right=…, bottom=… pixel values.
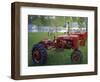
left=67, top=22, right=70, bottom=34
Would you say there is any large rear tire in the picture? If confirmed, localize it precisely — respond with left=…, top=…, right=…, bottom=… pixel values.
left=32, top=44, right=47, bottom=64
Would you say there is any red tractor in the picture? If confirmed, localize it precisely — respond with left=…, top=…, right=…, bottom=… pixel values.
left=32, top=32, right=87, bottom=65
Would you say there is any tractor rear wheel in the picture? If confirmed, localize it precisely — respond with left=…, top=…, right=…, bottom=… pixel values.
left=71, top=49, right=83, bottom=64
left=32, top=44, right=47, bottom=64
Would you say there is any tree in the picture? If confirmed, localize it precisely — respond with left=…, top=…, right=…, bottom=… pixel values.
left=70, top=17, right=87, bottom=32
left=76, top=17, right=86, bottom=31
left=31, top=15, right=51, bottom=32
left=65, top=17, right=73, bottom=34
left=84, top=17, right=88, bottom=32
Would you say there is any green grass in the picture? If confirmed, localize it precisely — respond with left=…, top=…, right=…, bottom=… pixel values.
left=28, top=32, right=87, bottom=66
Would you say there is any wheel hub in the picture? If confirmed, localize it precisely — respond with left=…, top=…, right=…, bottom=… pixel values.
left=32, top=50, right=41, bottom=63
left=72, top=54, right=80, bottom=62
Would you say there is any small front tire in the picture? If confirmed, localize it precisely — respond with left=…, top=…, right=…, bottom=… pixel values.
left=71, top=49, right=83, bottom=64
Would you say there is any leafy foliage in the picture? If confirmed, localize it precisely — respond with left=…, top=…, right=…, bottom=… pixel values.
left=28, top=15, right=88, bottom=29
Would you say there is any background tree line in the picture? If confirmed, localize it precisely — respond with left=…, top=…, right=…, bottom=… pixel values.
left=28, top=15, right=88, bottom=32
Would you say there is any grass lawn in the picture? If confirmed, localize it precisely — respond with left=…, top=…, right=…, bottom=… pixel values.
left=28, top=32, right=88, bottom=66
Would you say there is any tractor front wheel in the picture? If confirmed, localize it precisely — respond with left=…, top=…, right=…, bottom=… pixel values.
left=32, top=44, right=47, bottom=64
left=71, top=49, right=83, bottom=64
